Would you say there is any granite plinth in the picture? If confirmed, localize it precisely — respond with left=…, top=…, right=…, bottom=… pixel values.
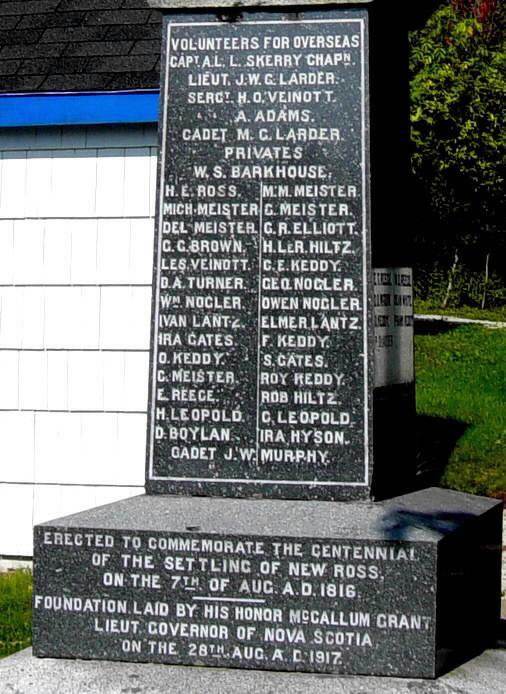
left=3, top=648, right=506, bottom=694
left=32, top=489, right=502, bottom=679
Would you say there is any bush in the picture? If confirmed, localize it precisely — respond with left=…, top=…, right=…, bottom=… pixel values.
left=410, top=1, right=505, bottom=311
left=415, top=264, right=506, bottom=309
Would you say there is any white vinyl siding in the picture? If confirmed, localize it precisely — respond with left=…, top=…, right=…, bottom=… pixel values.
left=0, top=483, right=142, bottom=557
left=0, top=124, right=157, bottom=557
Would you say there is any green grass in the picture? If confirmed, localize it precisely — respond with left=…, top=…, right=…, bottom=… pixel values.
left=416, top=300, right=506, bottom=323
left=415, top=325, right=506, bottom=498
left=0, top=570, right=32, bottom=659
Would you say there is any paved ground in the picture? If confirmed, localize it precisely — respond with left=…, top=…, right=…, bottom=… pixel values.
left=415, top=314, right=506, bottom=329
left=1, top=647, right=506, bottom=694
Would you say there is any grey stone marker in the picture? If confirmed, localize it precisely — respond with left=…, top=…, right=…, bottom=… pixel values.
left=145, top=0, right=416, bottom=501
left=32, top=0, right=503, bottom=683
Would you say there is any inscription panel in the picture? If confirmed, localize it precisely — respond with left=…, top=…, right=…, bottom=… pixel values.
left=34, top=527, right=436, bottom=677
left=374, top=267, right=414, bottom=388
left=147, top=11, right=372, bottom=498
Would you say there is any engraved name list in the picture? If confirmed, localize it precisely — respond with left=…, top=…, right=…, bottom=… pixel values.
left=147, top=15, right=371, bottom=496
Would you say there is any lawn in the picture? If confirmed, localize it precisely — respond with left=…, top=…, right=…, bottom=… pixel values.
left=0, top=570, right=32, bottom=659
left=415, top=324, right=506, bottom=498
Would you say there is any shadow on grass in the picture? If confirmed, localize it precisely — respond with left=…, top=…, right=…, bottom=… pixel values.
left=415, top=318, right=461, bottom=336
left=414, top=414, right=470, bottom=489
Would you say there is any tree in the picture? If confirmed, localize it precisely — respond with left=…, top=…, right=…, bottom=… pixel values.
left=410, top=1, right=505, bottom=308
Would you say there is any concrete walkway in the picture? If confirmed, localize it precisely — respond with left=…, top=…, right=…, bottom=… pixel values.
left=415, top=314, right=506, bottom=329
left=1, top=648, right=506, bottom=694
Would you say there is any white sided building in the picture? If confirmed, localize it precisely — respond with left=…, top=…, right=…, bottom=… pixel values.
left=0, top=1, right=163, bottom=558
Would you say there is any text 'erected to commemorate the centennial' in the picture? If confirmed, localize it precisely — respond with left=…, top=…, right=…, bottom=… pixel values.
left=148, top=14, right=371, bottom=494
left=35, top=527, right=435, bottom=672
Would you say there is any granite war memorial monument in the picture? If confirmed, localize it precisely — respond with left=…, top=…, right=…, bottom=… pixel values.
left=32, top=0, right=503, bottom=680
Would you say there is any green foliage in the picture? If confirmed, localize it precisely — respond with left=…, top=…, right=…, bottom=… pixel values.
left=0, top=570, right=32, bottom=659
left=415, top=325, right=506, bottom=497
left=451, top=0, right=504, bottom=42
left=415, top=263, right=506, bottom=308
left=410, top=0, right=506, bottom=318
left=410, top=2, right=505, bottom=312
left=410, top=4, right=505, bottom=234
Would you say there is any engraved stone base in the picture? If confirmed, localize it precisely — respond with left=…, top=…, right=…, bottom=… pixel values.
left=32, top=489, right=502, bottom=679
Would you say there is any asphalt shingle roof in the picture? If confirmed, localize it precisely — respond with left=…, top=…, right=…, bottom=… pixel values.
left=0, top=0, right=445, bottom=93
left=0, top=0, right=162, bottom=93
